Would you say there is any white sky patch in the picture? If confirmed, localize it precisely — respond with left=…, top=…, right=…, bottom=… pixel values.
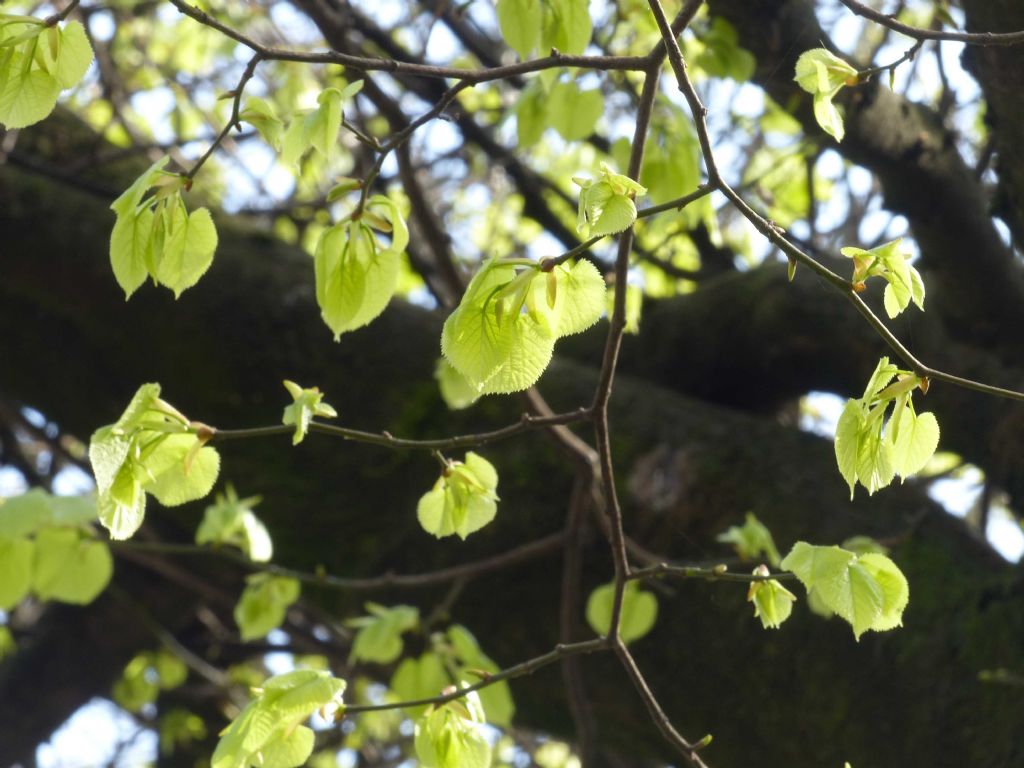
left=36, top=699, right=156, bottom=768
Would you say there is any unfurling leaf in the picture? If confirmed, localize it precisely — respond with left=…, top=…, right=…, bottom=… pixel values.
left=585, top=581, right=658, bottom=643
left=234, top=573, right=300, bottom=641
left=212, top=670, right=346, bottom=768
left=347, top=603, right=419, bottom=664
left=414, top=688, right=492, bottom=768
left=281, top=380, right=337, bottom=444
left=196, top=485, right=272, bottom=562
left=834, top=357, right=938, bottom=497
left=781, top=542, right=909, bottom=640
left=747, top=566, right=796, bottom=629
left=314, top=195, right=408, bottom=340
left=109, top=157, right=218, bottom=298
left=575, top=163, right=647, bottom=238
left=0, top=19, right=93, bottom=129
left=418, top=452, right=499, bottom=539
left=840, top=238, right=925, bottom=319
left=89, top=384, right=220, bottom=540
left=717, top=512, right=781, bottom=567
left=794, top=48, right=858, bottom=142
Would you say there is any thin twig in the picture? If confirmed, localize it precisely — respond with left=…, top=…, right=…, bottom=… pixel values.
left=838, top=0, right=1024, bottom=46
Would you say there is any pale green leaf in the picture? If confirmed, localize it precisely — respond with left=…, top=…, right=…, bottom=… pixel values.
left=858, top=553, right=910, bottom=631
left=540, top=0, right=592, bottom=55
left=591, top=193, right=637, bottom=237
left=0, top=66, right=60, bottom=129
left=417, top=453, right=500, bottom=539
left=891, top=406, right=939, bottom=479
left=154, top=205, right=218, bottom=298
left=142, top=433, right=220, bottom=507
left=585, top=581, right=658, bottom=643
left=547, top=82, right=603, bottom=142
left=239, top=96, right=284, bottom=151
left=435, top=358, right=480, bottom=410
left=794, top=49, right=857, bottom=94
left=196, top=485, right=272, bottom=562
left=391, top=652, right=450, bottom=717
left=747, top=576, right=796, bottom=629
left=717, top=512, right=781, bottom=566
left=52, top=21, right=93, bottom=89
left=31, top=527, right=112, bottom=604
left=497, top=0, right=542, bottom=58
left=308, top=87, right=342, bottom=158
left=110, top=157, right=170, bottom=217
left=234, top=574, right=300, bottom=641
left=281, top=380, right=337, bottom=444
left=348, top=603, right=419, bottom=665
left=551, top=258, right=606, bottom=337
left=446, top=625, right=514, bottom=727
left=515, top=79, right=547, bottom=146
left=258, top=725, right=315, bottom=768
left=97, top=465, right=147, bottom=540
left=110, top=207, right=155, bottom=298
left=414, top=692, right=492, bottom=768
left=812, top=90, right=845, bottom=142
left=0, top=537, right=34, bottom=610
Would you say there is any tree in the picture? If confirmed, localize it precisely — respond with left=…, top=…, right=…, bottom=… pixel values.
left=2, top=0, right=1024, bottom=766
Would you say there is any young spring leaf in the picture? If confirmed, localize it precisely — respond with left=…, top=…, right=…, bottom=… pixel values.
left=716, top=512, right=781, bottom=567
left=841, top=239, right=925, bottom=318
left=89, top=383, right=221, bottom=540
left=239, top=96, right=284, bottom=151
left=540, top=0, right=592, bottom=55
left=793, top=48, right=858, bottom=142
left=781, top=542, right=909, bottom=640
left=834, top=358, right=938, bottom=497
left=575, top=164, right=647, bottom=238
left=390, top=652, right=450, bottom=717
left=234, top=573, right=300, bottom=641
left=585, top=581, right=658, bottom=644
left=417, top=452, right=499, bottom=539
left=445, top=624, right=515, bottom=727
left=496, top=0, right=542, bottom=59
left=0, top=537, right=34, bottom=611
left=435, top=358, right=481, bottom=411
left=211, top=670, right=346, bottom=768
left=549, top=258, right=606, bottom=337
left=195, top=485, right=272, bottom=562
left=314, top=195, right=408, bottom=340
left=347, top=603, right=419, bottom=665
left=31, top=526, right=113, bottom=604
left=414, top=688, right=492, bottom=768
left=0, top=19, right=93, bottom=129
left=113, top=649, right=189, bottom=712
left=108, top=157, right=218, bottom=298
left=281, top=380, right=338, bottom=445
left=747, top=566, right=797, bottom=629
left=547, top=81, right=603, bottom=142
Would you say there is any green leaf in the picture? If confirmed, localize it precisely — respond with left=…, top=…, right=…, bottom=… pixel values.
left=794, top=49, right=857, bottom=142
left=51, top=21, right=93, bottom=89
left=716, top=512, right=781, bottom=567
left=834, top=398, right=865, bottom=498
left=142, top=433, right=221, bottom=507
left=575, top=164, right=646, bottom=238
left=414, top=690, right=492, bottom=768
left=747, top=571, right=796, bottom=629
left=550, top=258, right=606, bottom=337
left=418, top=452, right=500, bottom=539
left=435, top=358, right=481, bottom=411
left=212, top=670, right=346, bottom=768
left=497, top=0, right=542, bottom=58
left=307, top=87, right=343, bottom=158
left=441, top=261, right=557, bottom=394
left=890, top=402, right=939, bottom=479
left=239, top=96, right=284, bottom=151
left=781, top=542, right=909, bottom=640
left=547, top=82, right=603, bottom=142
left=314, top=208, right=403, bottom=340
left=348, top=603, right=419, bottom=665
left=695, top=18, right=755, bottom=82
left=234, top=574, right=300, bottom=641
left=281, top=379, right=337, bottom=445
left=113, top=653, right=161, bottom=712
left=391, top=652, right=450, bottom=717
left=31, top=526, right=112, bottom=604
left=514, top=79, right=547, bottom=147
left=196, top=485, right=272, bottom=562
left=0, top=488, right=95, bottom=537
left=0, top=66, right=60, bottom=129
left=110, top=156, right=171, bottom=218
left=585, top=581, right=658, bottom=644
left=0, top=537, right=34, bottom=610
left=154, top=204, right=218, bottom=298
left=540, top=0, right=592, bottom=55
left=445, top=625, right=515, bottom=727
left=110, top=207, right=156, bottom=298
